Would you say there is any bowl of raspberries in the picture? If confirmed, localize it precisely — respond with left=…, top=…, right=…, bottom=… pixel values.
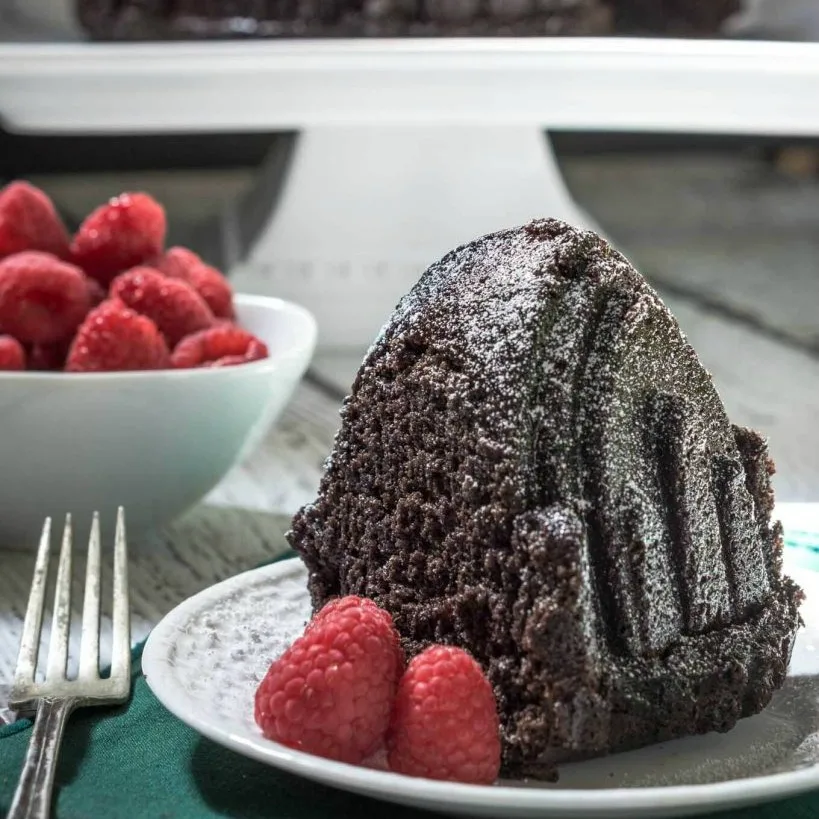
left=0, top=181, right=317, bottom=548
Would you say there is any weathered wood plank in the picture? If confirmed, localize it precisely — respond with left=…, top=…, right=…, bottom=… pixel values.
left=561, top=153, right=819, bottom=354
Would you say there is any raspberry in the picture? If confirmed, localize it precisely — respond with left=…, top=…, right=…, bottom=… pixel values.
left=0, top=335, right=25, bottom=371
left=311, top=595, right=392, bottom=627
left=308, top=596, right=405, bottom=669
left=85, top=276, right=106, bottom=307
left=70, top=192, right=166, bottom=285
left=387, top=646, right=501, bottom=785
left=159, top=247, right=235, bottom=320
left=110, top=267, right=214, bottom=348
left=29, top=339, right=71, bottom=371
left=254, top=600, right=403, bottom=764
left=0, top=181, right=70, bottom=261
left=65, top=299, right=170, bottom=372
left=0, top=251, right=92, bottom=344
left=171, top=325, right=268, bottom=369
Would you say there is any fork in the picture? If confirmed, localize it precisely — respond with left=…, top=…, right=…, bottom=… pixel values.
left=7, top=508, right=131, bottom=819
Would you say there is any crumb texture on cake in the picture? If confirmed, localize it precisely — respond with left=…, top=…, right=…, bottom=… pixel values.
left=289, top=218, right=803, bottom=778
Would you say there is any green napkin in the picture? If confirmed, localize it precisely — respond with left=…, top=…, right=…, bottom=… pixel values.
left=2, top=556, right=818, bottom=819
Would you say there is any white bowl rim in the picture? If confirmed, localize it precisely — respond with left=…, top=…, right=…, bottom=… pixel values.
left=0, top=293, right=318, bottom=383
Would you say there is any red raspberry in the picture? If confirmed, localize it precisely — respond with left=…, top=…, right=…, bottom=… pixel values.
left=28, top=338, right=71, bottom=371
left=308, top=596, right=405, bottom=668
left=254, top=600, right=403, bottom=764
left=85, top=276, right=106, bottom=307
left=110, top=267, right=214, bottom=348
left=0, top=181, right=70, bottom=261
left=159, top=247, right=235, bottom=320
left=70, top=192, right=166, bottom=285
left=0, top=251, right=92, bottom=344
left=387, top=646, right=501, bottom=785
left=171, top=325, right=267, bottom=369
left=65, top=299, right=170, bottom=372
left=0, top=335, right=25, bottom=371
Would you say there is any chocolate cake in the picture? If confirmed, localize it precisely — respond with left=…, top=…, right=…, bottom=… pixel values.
left=289, top=219, right=803, bottom=779
left=608, top=0, right=740, bottom=38
left=75, top=0, right=739, bottom=41
left=75, top=0, right=613, bottom=40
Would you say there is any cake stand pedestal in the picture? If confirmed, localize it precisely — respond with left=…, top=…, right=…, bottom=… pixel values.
left=230, top=125, right=595, bottom=348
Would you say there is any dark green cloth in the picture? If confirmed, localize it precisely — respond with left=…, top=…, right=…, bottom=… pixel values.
left=2, top=556, right=818, bottom=819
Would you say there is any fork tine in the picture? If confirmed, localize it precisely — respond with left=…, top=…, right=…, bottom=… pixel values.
left=78, top=513, right=102, bottom=681
left=45, top=515, right=73, bottom=681
left=110, top=507, right=130, bottom=681
left=14, top=518, right=52, bottom=686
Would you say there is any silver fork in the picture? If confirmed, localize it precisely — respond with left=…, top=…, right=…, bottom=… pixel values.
left=8, top=508, right=131, bottom=819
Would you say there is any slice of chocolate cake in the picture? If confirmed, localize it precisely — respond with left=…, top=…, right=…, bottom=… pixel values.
left=289, top=219, right=803, bottom=779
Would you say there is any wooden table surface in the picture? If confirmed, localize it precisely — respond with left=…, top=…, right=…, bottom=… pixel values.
left=2, top=150, right=819, bottom=726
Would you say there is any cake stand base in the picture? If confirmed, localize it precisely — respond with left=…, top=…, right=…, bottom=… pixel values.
left=230, top=125, right=601, bottom=350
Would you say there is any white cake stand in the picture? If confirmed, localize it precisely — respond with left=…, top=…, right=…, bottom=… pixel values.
left=3, top=37, right=819, bottom=347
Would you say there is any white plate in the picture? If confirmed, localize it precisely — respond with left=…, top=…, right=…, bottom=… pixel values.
left=142, top=515, right=819, bottom=819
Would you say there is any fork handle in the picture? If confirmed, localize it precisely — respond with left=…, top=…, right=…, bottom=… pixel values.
left=7, top=698, right=76, bottom=819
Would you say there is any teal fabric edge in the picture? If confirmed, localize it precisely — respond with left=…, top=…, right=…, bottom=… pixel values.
left=786, top=537, right=819, bottom=554
left=0, top=721, right=30, bottom=740
left=0, top=549, right=299, bottom=742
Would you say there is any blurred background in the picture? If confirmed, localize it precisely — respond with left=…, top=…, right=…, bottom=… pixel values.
left=1, top=0, right=819, bottom=503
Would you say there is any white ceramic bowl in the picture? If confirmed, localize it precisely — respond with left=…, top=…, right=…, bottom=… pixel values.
left=0, top=294, right=317, bottom=550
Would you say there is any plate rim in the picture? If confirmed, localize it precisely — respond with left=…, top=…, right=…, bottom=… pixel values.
left=142, top=541, right=819, bottom=816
